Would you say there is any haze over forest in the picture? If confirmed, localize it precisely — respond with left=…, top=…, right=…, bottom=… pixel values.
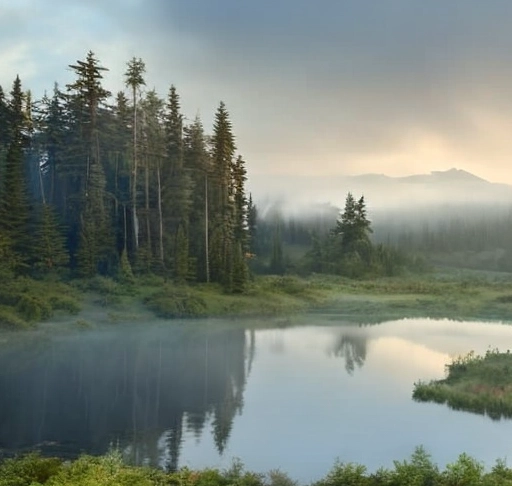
left=3, top=1, right=512, bottom=189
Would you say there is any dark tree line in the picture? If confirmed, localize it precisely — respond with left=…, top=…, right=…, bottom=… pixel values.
left=301, top=193, right=410, bottom=277
left=0, top=52, right=251, bottom=292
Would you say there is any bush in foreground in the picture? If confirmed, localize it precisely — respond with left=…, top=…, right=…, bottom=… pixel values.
left=3, top=447, right=512, bottom=485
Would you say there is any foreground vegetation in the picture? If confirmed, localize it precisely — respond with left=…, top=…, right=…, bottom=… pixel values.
left=2, top=447, right=512, bottom=486
left=413, top=349, right=512, bottom=420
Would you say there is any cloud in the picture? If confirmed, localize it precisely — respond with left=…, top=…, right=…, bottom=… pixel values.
left=2, top=0, right=512, bottom=184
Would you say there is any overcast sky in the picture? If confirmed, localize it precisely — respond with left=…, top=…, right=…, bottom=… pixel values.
left=2, top=0, right=512, bottom=186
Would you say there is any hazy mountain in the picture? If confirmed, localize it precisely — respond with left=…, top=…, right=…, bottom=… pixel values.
left=249, top=168, right=512, bottom=214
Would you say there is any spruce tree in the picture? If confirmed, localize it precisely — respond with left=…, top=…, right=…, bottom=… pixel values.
left=0, top=76, right=31, bottom=271
left=137, top=90, right=165, bottom=271
left=210, top=102, right=237, bottom=289
left=184, top=116, right=209, bottom=281
left=247, top=193, right=257, bottom=255
left=0, top=85, right=9, bottom=193
left=163, top=86, right=193, bottom=277
left=125, top=57, right=146, bottom=253
left=32, top=204, right=68, bottom=274
left=67, top=52, right=113, bottom=275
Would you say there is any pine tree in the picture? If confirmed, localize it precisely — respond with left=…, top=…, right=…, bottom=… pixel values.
left=137, top=89, right=165, bottom=271
left=36, top=84, right=68, bottom=211
left=106, top=91, right=132, bottom=257
left=163, top=86, right=193, bottom=277
left=67, top=52, right=113, bottom=275
left=0, top=76, right=31, bottom=270
left=32, top=204, right=69, bottom=274
left=247, top=193, right=257, bottom=255
left=210, top=102, right=237, bottom=289
left=333, top=193, right=372, bottom=253
left=184, top=116, right=209, bottom=281
left=125, top=57, right=146, bottom=253
left=0, top=85, right=10, bottom=196
left=233, top=155, right=248, bottom=250
left=329, top=193, right=374, bottom=276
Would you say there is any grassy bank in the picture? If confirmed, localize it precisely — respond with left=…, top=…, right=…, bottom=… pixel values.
left=0, top=277, right=81, bottom=330
left=1, top=447, right=512, bottom=486
left=304, top=269, right=512, bottom=323
left=4, top=268, right=512, bottom=330
left=413, top=349, right=512, bottom=420
left=115, top=269, right=512, bottom=323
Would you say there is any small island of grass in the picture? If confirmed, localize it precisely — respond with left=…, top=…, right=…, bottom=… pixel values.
left=413, top=349, right=512, bottom=420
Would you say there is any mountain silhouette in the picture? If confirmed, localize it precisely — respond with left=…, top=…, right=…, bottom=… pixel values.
left=251, top=168, right=512, bottom=212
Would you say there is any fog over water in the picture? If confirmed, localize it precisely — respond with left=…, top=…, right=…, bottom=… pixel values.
left=2, top=317, right=512, bottom=482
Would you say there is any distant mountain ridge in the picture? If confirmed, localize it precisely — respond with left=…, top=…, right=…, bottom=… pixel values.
left=250, top=168, right=512, bottom=211
left=351, top=168, right=489, bottom=184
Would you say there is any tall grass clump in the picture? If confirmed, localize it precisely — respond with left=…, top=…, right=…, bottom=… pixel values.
left=413, top=349, right=512, bottom=419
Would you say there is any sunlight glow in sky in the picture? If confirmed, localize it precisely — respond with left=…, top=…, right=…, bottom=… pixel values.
left=2, top=1, right=512, bottom=184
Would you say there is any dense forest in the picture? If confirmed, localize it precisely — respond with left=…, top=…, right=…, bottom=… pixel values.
left=0, top=51, right=255, bottom=293
left=2, top=49, right=510, bottom=312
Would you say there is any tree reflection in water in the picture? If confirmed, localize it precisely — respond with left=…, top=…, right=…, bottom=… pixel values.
left=0, top=325, right=251, bottom=469
left=330, top=332, right=368, bottom=375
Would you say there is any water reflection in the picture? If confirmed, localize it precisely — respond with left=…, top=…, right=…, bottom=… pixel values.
left=0, top=326, right=249, bottom=468
left=330, top=332, right=368, bottom=375
left=2, top=318, right=512, bottom=481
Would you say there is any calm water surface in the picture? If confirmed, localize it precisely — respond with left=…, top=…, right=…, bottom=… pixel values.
left=2, top=316, right=512, bottom=482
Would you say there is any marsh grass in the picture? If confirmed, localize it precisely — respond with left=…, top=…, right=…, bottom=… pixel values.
left=92, top=270, right=512, bottom=322
left=413, top=349, right=512, bottom=420
left=4, top=268, right=512, bottom=328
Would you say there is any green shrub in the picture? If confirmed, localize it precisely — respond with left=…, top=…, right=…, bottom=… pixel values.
left=443, top=453, right=484, bottom=485
left=314, top=461, right=368, bottom=486
left=0, top=453, right=62, bottom=486
left=48, top=295, right=81, bottom=314
left=145, top=286, right=207, bottom=318
left=45, top=451, right=168, bottom=486
left=391, top=446, right=439, bottom=486
left=0, top=306, right=28, bottom=329
left=266, top=469, right=298, bottom=486
left=16, top=294, right=53, bottom=322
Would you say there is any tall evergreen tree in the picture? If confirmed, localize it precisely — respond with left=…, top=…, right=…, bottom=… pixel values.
left=67, top=52, right=112, bottom=275
left=0, top=76, right=31, bottom=270
left=163, top=86, right=193, bottom=278
left=32, top=204, right=69, bottom=274
left=247, top=193, right=257, bottom=255
left=137, top=89, right=165, bottom=272
left=184, top=116, right=209, bottom=281
left=125, top=57, right=146, bottom=254
left=333, top=193, right=372, bottom=253
left=0, top=85, right=8, bottom=199
left=210, top=102, right=236, bottom=289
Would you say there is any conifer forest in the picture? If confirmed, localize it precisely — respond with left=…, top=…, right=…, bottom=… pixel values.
left=0, top=52, right=254, bottom=292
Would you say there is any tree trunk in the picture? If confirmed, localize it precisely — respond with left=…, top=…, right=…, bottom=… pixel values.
left=205, top=174, right=210, bottom=283
left=132, top=86, right=139, bottom=250
left=157, top=163, right=164, bottom=263
left=145, top=154, right=151, bottom=257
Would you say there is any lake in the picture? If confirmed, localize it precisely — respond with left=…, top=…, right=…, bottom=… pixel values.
left=1, top=316, right=512, bottom=482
